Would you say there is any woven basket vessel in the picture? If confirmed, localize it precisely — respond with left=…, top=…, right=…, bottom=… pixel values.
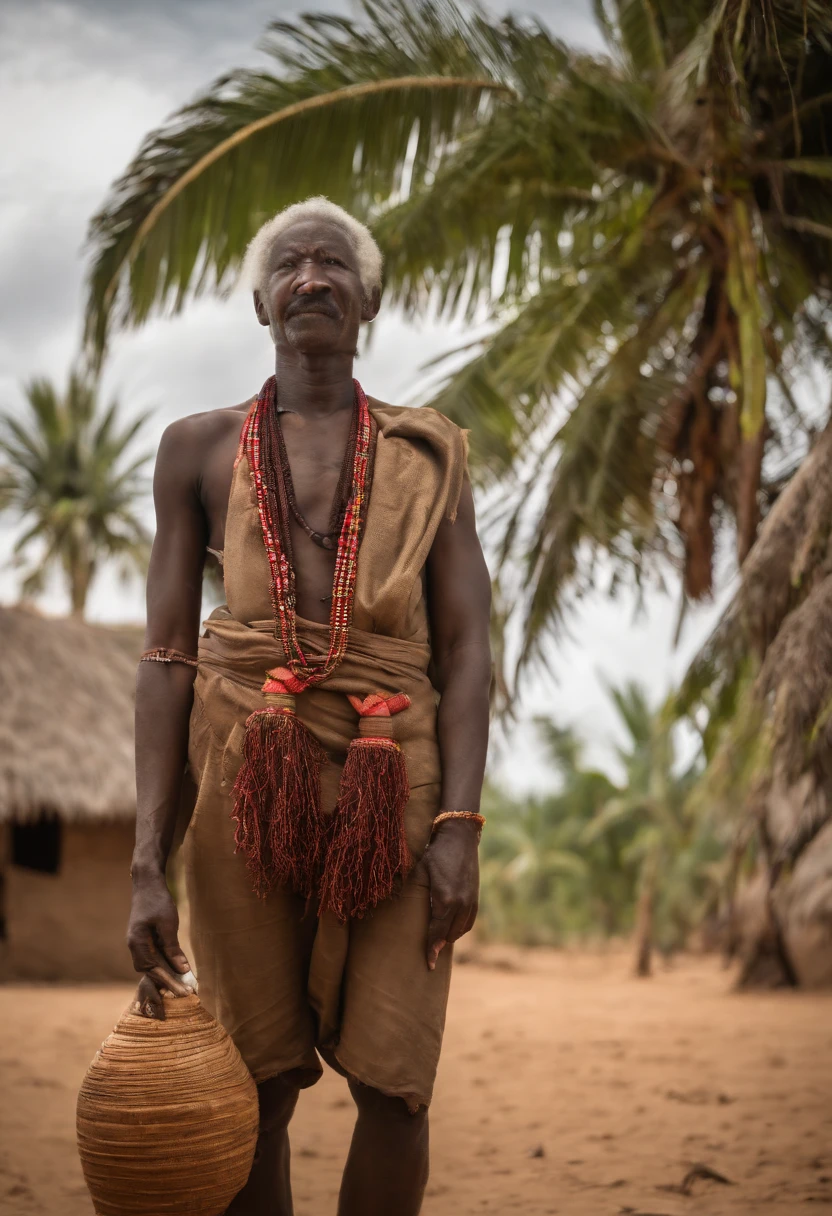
left=77, top=995, right=259, bottom=1216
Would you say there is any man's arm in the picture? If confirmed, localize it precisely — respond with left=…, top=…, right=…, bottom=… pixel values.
left=128, top=417, right=207, bottom=1017
left=424, top=476, right=492, bottom=970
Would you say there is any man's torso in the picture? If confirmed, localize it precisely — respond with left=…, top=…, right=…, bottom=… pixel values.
left=185, top=398, right=360, bottom=624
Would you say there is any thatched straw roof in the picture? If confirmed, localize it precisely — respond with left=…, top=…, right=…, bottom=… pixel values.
left=737, top=421, right=832, bottom=657
left=678, top=424, right=832, bottom=988
left=0, top=605, right=143, bottom=822
left=727, top=421, right=832, bottom=798
left=681, top=420, right=832, bottom=863
left=681, top=420, right=832, bottom=707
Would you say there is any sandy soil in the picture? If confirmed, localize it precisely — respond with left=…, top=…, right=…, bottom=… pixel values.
left=1, top=948, right=831, bottom=1216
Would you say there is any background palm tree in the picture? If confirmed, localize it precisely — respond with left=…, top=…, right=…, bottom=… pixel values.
left=84, top=0, right=832, bottom=675
left=479, top=725, right=622, bottom=944
left=583, top=681, right=718, bottom=975
left=479, top=684, right=722, bottom=958
left=0, top=374, right=152, bottom=617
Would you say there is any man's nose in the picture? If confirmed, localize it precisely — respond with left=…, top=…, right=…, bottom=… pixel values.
left=294, top=275, right=331, bottom=295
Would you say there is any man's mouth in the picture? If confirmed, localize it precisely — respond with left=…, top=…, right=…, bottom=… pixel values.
left=286, top=301, right=339, bottom=320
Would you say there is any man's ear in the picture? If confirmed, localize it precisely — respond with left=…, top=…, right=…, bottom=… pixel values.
left=361, top=284, right=381, bottom=323
left=253, top=290, right=271, bottom=328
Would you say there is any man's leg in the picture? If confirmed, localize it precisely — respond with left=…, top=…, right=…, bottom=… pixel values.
left=337, top=1080, right=429, bottom=1216
left=226, top=1075, right=300, bottom=1216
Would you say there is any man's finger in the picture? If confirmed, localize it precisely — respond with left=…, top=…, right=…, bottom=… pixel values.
left=427, top=935, right=447, bottom=972
left=447, top=902, right=479, bottom=943
left=133, top=974, right=166, bottom=1020
left=427, top=905, right=455, bottom=971
left=446, top=905, right=475, bottom=945
left=147, top=964, right=195, bottom=998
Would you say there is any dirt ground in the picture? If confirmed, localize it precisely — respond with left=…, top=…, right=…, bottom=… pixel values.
left=1, top=947, right=830, bottom=1216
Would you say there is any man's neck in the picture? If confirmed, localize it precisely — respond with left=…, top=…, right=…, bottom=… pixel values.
left=273, top=349, right=356, bottom=420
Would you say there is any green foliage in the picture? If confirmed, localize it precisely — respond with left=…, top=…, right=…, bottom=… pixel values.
left=478, top=732, right=626, bottom=944
left=479, top=680, right=727, bottom=951
left=0, top=373, right=152, bottom=617
left=84, top=0, right=832, bottom=674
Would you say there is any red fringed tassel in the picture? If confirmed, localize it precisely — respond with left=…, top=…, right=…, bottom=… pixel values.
left=231, top=668, right=327, bottom=898
left=319, top=692, right=412, bottom=920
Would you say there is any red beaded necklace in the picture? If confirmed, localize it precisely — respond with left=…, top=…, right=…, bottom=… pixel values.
left=241, top=374, right=374, bottom=691
left=233, top=373, right=412, bottom=920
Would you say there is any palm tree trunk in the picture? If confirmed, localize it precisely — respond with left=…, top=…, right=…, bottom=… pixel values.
left=69, top=558, right=93, bottom=618
left=633, top=881, right=653, bottom=977
left=634, top=851, right=658, bottom=977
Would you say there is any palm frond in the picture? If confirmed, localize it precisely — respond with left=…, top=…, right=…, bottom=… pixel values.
left=616, top=0, right=667, bottom=77
left=83, top=0, right=543, bottom=358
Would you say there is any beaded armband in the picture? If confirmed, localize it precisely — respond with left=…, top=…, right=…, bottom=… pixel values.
left=140, top=647, right=199, bottom=668
left=432, top=810, right=486, bottom=836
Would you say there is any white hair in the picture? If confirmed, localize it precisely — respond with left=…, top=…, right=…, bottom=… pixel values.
left=241, top=197, right=383, bottom=299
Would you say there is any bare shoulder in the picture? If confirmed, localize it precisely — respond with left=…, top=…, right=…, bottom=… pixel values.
left=160, top=399, right=252, bottom=448
left=155, top=399, right=253, bottom=471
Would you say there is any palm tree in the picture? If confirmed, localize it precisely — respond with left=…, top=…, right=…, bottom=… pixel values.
left=533, top=719, right=644, bottom=935
left=0, top=373, right=152, bottom=617
left=583, top=682, right=716, bottom=975
left=479, top=726, right=623, bottom=944
left=84, top=0, right=832, bottom=673
left=480, top=689, right=721, bottom=954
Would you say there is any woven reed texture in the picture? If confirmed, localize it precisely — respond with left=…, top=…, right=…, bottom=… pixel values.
left=77, top=995, right=259, bottom=1215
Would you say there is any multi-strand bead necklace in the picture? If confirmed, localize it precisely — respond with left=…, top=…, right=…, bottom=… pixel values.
left=240, top=374, right=374, bottom=689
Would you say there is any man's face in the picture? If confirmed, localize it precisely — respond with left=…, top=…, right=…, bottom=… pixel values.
left=254, top=218, right=379, bottom=355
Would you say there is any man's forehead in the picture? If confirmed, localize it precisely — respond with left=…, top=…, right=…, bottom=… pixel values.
left=270, top=219, right=355, bottom=258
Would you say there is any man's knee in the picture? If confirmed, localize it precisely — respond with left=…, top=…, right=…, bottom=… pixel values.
left=347, top=1078, right=427, bottom=1129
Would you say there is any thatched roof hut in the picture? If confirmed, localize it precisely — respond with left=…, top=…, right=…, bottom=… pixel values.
left=0, top=605, right=142, bottom=823
left=0, top=606, right=144, bottom=981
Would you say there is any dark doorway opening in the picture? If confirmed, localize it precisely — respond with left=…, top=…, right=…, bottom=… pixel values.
left=12, top=816, right=62, bottom=874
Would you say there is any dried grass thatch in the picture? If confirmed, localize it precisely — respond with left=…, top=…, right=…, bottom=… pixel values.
left=681, top=421, right=832, bottom=767
left=0, top=605, right=143, bottom=822
left=733, top=422, right=832, bottom=848
left=738, top=422, right=832, bottom=658
left=681, top=422, right=832, bottom=986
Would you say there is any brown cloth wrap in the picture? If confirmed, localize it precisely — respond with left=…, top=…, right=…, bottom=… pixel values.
left=180, top=400, right=468, bottom=1111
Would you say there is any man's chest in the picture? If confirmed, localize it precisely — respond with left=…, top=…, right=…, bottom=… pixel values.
left=198, top=408, right=352, bottom=544
left=278, top=411, right=354, bottom=532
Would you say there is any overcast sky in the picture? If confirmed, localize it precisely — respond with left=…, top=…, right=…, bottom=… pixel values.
left=0, top=0, right=728, bottom=787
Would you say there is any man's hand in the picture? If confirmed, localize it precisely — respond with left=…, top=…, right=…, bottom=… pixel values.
left=127, top=869, right=195, bottom=1019
left=423, top=819, right=480, bottom=971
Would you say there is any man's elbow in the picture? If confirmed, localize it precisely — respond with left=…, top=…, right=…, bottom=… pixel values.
left=434, top=637, right=493, bottom=695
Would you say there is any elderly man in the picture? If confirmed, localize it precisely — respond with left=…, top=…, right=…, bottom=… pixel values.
left=128, top=197, right=491, bottom=1216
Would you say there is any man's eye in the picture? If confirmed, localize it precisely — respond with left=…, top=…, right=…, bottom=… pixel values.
left=324, top=257, right=344, bottom=267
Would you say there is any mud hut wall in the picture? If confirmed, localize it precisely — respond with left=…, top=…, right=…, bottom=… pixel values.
left=3, top=820, right=136, bottom=982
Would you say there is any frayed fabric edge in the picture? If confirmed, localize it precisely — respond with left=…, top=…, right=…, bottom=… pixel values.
left=326, top=1044, right=429, bottom=1115
left=446, top=426, right=470, bottom=525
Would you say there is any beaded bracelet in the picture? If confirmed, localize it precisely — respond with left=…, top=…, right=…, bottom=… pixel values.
left=432, top=810, right=486, bottom=835
left=140, top=647, right=199, bottom=668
